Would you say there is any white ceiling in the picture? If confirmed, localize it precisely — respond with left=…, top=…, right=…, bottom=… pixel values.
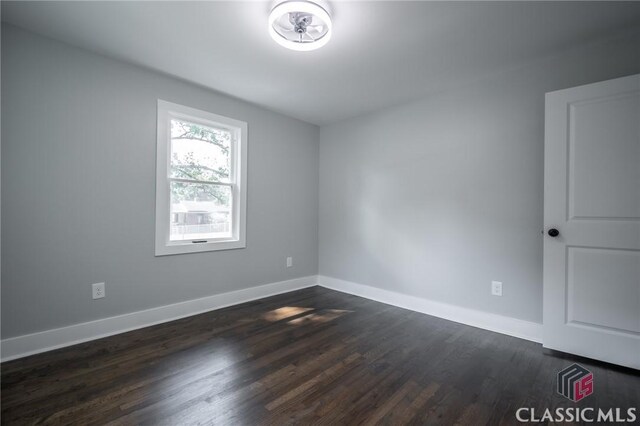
left=3, top=1, right=640, bottom=125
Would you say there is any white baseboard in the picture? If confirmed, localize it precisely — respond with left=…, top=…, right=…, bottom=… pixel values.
left=0, top=275, right=318, bottom=362
left=1, top=274, right=542, bottom=362
left=317, top=275, right=543, bottom=343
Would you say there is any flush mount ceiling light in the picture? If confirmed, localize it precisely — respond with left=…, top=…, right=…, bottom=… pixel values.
left=269, top=0, right=332, bottom=51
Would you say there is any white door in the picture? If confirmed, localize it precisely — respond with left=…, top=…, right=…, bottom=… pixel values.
left=543, top=74, right=640, bottom=370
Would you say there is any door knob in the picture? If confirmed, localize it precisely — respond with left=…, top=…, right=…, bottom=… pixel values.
left=547, top=228, right=560, bottom=237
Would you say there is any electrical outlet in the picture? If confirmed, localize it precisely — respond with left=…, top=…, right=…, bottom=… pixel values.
left=491, top=281, right=503, bottom=297
left=92, top=282, right=105, bottom=299
left=286, top=256, right=293, bottom=268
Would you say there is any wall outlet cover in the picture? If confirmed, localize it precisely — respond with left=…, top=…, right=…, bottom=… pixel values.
left=92, top=282, right=105, bottom=299
left=491, top=281, right=503, bottom=297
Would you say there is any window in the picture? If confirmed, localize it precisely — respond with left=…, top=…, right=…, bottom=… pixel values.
left=155, top=100, right=247, bottom=255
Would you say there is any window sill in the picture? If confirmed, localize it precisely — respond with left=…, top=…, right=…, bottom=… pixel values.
left=155, top=238, right=246, bottom=256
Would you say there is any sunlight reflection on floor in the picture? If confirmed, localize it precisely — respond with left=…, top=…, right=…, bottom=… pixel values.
left=287, top=309, right=352, bottom=325
left=261, top=306, right=354, bottom=325
left=262, top=306, right=315, bottom=321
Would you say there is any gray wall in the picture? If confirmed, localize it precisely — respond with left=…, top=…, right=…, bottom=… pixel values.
left=319, top=30, right=640, bottom=324
left=1, top=25, right=319, bottom=338
left=3, top=23, right=640, bottom=339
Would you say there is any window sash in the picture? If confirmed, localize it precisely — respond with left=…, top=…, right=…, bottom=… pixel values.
left=168, top=181, right=234, bottom=243
left=169, top=119, right=235, bottom=184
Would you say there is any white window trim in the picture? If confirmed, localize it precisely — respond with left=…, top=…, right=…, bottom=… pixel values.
left=155, top=100, right=247, bottom=256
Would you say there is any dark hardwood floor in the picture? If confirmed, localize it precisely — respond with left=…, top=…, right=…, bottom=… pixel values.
left=1, top=286, right=638, bottom=425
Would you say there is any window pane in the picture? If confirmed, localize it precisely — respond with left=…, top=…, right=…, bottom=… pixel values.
left=170, top=119, right=231, bottom=183
left=170, top=182, right=232, bottom=241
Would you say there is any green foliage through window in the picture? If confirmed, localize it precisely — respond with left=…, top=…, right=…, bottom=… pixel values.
left=170, top=120, right=231, bottom=204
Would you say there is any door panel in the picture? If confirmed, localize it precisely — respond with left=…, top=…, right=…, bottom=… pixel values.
left=543, top=74, right=640, bottom=369
left=569, top=92, right=640, bottom=220
left=568, top=247, right=640, bottom=334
